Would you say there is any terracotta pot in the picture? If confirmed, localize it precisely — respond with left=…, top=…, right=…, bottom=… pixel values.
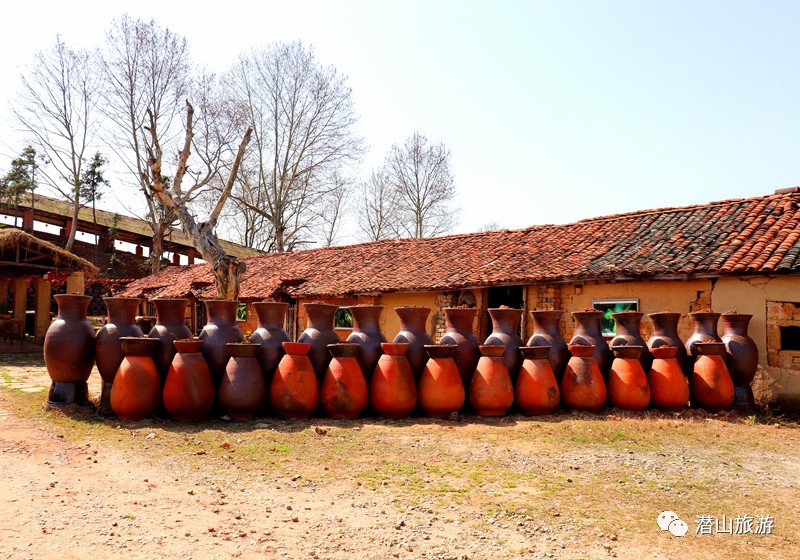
left=484, top=308, right=524, bottom=381
left=610, top=312, right=653, bottom=373
left=346, top=305, right=387, bottom=382
left=249, top=301, right=291, bottom=387
left=720, top=313, right=758, bottom=410
left=110, top=337, right=161, bottom=420
left=647, top=312, right=689, bottom=375
left=418, top=345, right=465, bottom=418
left=320, top=343, right=368, bottom=419
left=438, top=308, right=480, bottom=388
left=200, top=299, right=244, bottom=387
left=560, top=343, right=607, bottom=412
left=148, top=299, right=192, bottom=381
left=570, top=311, right=612, bottom=376
left=95, top=297, right=142, bottom=414
left=44, top=294, right=95, bottom=407
left=516, top=346, right=560, bottom=416
left=163, top=339, right=214, bottom=421
left=393, top=306, right=434, bottom=381
left=469, top=345, right=514, bottom=417
left=270, top=341, right=319, bottom=419
left=527, top=310, right=569, bottom=382
left=371, top=343, right=417, bottom=419
left=690, top=342, right=734, bottom=410
left=297, top=303, right=341, bottom=382
left=685, top=311, right=721, bottom=369
left=219, top=343, right=266, bottom=421
left=648, top=346, right=689, bottom=410
left=608, top=346, right=650, bottom=410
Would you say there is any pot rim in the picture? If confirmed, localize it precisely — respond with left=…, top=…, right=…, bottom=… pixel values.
left=282, top=341, right=312, bottom=355
left=381, top=342, right=409, bottom=355
left=327, top=342, right=360, bottom=358
left=425, top=344, right=456, bottom=358
left=479, top=344, right=506, bottom=357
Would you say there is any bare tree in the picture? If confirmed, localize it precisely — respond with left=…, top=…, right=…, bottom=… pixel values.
left=315, top=173, right=350, bottom=247
left=14, top=36, right=99, bottom=251
left=386, top=131, right=459, bottom=238
left=358, top=168, right=400, bottom=241
left=226, top=41, right=363, bottom=252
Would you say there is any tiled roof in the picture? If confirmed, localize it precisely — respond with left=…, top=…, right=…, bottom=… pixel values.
left=120, top=189, right=800, bottom=299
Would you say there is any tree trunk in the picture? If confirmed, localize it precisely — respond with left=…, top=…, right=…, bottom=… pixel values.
left=151, top=226, right=165, bottom=274
left=64, top=195, right=80, bottom=251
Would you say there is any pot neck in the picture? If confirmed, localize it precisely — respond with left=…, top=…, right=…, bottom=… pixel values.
left=488, top=308, right=522, bottom=334
left=720, top=313, right=752, bottom=334
left=690, top=312, right=720, bottom=334
left=105, top=298, right=139, bottom=325
left=572, top=312, right=602, bottom=336
left=649, top=313, right=680, bottom=335
left=395, top=307, right=430, bottom=332
left=445, top=308, right=476, bottom=332
left=304, top=304, right=337, bottom=330
left=530, top=310, right=562, bottom=334
left=153, top=299, right=189, bottom=326
left=612, top=312, right=642, bottom=337
left=254, top=302, right=288, bottom=329
left=350, top=306, right=383, bottom=333
left=205, top=299, right=238, bottom=326
left=55, top=294, right=90, bottom=322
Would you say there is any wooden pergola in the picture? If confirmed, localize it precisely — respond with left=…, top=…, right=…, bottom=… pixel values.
left=0, top=228, right=98, bottom=342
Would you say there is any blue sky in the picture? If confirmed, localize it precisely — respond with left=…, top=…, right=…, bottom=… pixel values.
left=0, top=1, right=798, bottom=241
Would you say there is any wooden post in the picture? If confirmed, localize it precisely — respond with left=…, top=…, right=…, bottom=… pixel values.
left=34, top=277, right=52, bottom=342
left=66, top=271, right=85, bottom=295
left=13, top=277, right=27, bottom=324
left=0, top=279, right=8, bottom=307
left=22, top=209, right=34, bottom=232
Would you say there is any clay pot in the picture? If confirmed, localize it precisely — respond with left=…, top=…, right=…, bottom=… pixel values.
left=148, top=299, right=192, bottom=381
left=484, top=308, right=524, bottom=381
left=647, top=312, right=689, bottom=375
left=200, top=299, right=244, bottom=387
left=648, top=346, right=689, bottom=410
left=249, top=301, right=291, bottom=387
left=270, top=342, right=320, bottom=419
left=418, top=345, right=465, bottom=418
left=527, top=310, right=569, bottom=382
left=685, top=311, right=721, bottom=368
left=516, top=346, right=560, bottom=416
left=163, top=339, right=214, bottom=421
left=560, top=343, right=607, bottom=412
left=570, top=311, right=612, bottom=376
left=371, top=343, right=417, bottom=419
left=347, top=305, right=387, bottom=382
left=720, top=313, right=758, bottom=410
left=95, top=297, right=142, bottom=414
left=44, top=294, right=95, bottom=407
left=393, top=307, right=434, bottom=381
left=321, top=343, right=368, bottom=419
left=438, top=308, right=480, bottom=387
left=469, top=345, right=514, bottom=417
left=110, top=337, right=161, bottom=420
left=691, top=342, right=735, bottom=411
left=608, top=346, right=650, bottom=411
left=297, top=303, right=341, bottom=382
left=610, top=312, right=653, bottom=373
left=219, top=343, right=266, bottom=421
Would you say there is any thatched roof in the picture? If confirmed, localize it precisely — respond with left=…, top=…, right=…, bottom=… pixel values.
left=0, top=228, right=99, bottom=277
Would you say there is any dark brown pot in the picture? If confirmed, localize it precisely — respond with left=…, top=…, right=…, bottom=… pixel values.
left=110, top=337, right=161, bottom=420
left=200, top=299, right=244, bottom=387
left=610, top=312, right=653, bottom=373
left=438, top=308, right=480, bottom=388
left=218, top=343, right=266, bottom=421
left=527, top=310, right=569, bottom=382
left=95, top=297, right=142, bottom=414
left=297, top=302, right=341, bottom=381
left=720, top=313, right=758, bottom=410
left=163, top=339, right=214, bottom=421
left=685, top=312, right=721, bottom=373
left=647, top=312, right=689, bottom=375
left=347, top=305, right=387, bottom=382
left=393, top=306, right=434, bottom=381
left=249, top=301, right=291, bottom=387
left=484, top=308, right=524, bottom=381
left=570, top=311, right=612, bottom=376
left=44, top=294, right=95, bottom=407
left=148, top=299, right=193, bottom=381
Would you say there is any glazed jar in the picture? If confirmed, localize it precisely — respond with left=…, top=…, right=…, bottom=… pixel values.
left=346, top=305, right=387, bottom=382
left=648, top=346, right=689, bottom=410
left=691, top=342, right=735, bottom=411
left=610, top=312, right=653, bottom=373
left=608, top=346, right=650, bottom=411
left=527, top=310, right=569, bottom=382
left=297, top=302, right=341, bottom=381
left=163, top=338, right=214, bottom=421
left=685, top=311, right=722, bottom=365
left=469, top=345, right=514, bottom=417
left=720, top=313, right=758, bottom=409
left=270, top=341, right=320, bottom=419
left=371, top=343, right=417, bottom=419
left=219, top=343, right=266, bottom=421
left=95, top=297, right=142, bottom=414
left=418, top=345, right=465, bottom=418
left=393, top=306, right=434, bottom=381
left=321, top=343, right=368, bottom=419
left=647, top=313, right=689, bottom=375
left=110, top=337, right=161, bottom=420
left=249, top=301, right=291, bottom=386
left=570, top=310, right=612, bottom=376
left=560, top=343, right=607, bottom=412
left=516, top=346, right=560, bottom=416
left=148, top=298, right=193, bottom=381
left=44, top=294, right=95, bottom=407
left=484, top=308, right=524, bottom=381
left=438, top=308, right=480, bottom=387
left=200, top=299, right=244, bottom=387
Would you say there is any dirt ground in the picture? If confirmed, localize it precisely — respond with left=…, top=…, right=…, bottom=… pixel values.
left=1, top=354, right=799, bottom=559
